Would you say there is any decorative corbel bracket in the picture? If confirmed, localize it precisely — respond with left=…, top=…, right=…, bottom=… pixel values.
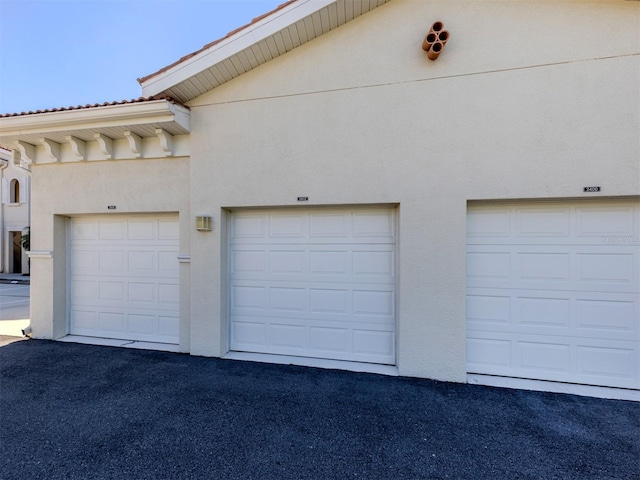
left=155, top=128, right=173, bottom=156
left=124, top=130, right=142, bottom=158
left=16, top=140, right=36, bottom=166
left=10, top=150, right=20, bottom=168
left=93, top=133, right=114, bottom=160
left=39, top=137, right=61, bottom=163
left=65, top=135, right=86, bottom=161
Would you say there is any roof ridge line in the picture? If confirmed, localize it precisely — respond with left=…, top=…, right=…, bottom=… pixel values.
left=136, top=0, right=297, bottom=85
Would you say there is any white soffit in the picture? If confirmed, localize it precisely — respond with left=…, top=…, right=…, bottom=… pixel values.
left=0, top=100, right=190, bottom=147
left=140, top=0, right=390, bottom=102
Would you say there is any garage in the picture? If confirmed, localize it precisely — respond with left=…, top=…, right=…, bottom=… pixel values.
left=229, top=207, right=396, bottom=365
left=466, top=199, right=639, bottom=390
left=69, top=214, right=180, bottom=344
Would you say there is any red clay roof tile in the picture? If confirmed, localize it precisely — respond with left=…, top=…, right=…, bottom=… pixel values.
left=2, top=1, right=296, bottom=119
left=0, top=95, right=186, bottom=118
left=137, top=0, right=297, bottom=85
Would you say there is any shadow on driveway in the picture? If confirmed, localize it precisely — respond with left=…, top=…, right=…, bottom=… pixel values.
left=1, top=339, right=638, bottom=479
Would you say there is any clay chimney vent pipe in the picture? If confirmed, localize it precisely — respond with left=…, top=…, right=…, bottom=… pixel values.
left=422, top=21, right=449, bottom=60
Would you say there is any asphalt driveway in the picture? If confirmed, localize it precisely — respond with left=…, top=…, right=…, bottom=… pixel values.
left=1, top=339, right=638, bottom=480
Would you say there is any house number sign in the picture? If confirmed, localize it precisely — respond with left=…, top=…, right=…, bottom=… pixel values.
left=297, top=197, right=309, bottom=202
left=583, top=186, right=601, bottom=193
left=107, top=205, right=117, bottom=210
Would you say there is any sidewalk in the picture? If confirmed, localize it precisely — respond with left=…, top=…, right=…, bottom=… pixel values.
left=0, top=276, right=30, bottom=336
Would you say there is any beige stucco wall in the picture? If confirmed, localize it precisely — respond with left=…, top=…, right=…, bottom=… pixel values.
left=29, top=158, right=191, bottom=349
left=20, top=0, right=640, bottom=383
left=186, top=0, right=639, bottom=380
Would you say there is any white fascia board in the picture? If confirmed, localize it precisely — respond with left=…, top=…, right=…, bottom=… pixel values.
left=140, top=0, right=337, bottom=97
left=0, top=100, right=190, bottom=138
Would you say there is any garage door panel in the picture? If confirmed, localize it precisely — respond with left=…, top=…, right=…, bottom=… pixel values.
left=71, top=250, right=98, bottom=272
left=127, top=219, right=156, bottom=239
left=577, top=344, right=638, bottom=384
left=576, top=251, right=636, bottom=285
left=353, top=329, right=395, bottom=359
left=99, top=281, right=126, bottom=302
left=576, top=297, right=638, bottom=338
left=70, top=215, right=179, bottom=344
left=468, top=202, right=639, bottom=246
left=128, top=282, right=155, bottom=303
left=517, top=252, right=570, bottom=281
left=100, top=312, right=127, bottom=334
left=72, top=278, right=179, bottom=308
left=271, top=250, right=306, bottom=274
left=516, top=207, right=572, bottom=238
left=468, top=287, right=638, bottom=342
left=73, top=248, right=179, bottom=278
left=70, top=309, right=98, bottom=332
left=70, top=219, right=99, bottom=240
left=467, top=245, right=638, bottom=293
left=309, top=212, right=349, bottom=237
left=232, top=274, right=394, bottom=286
left=71, top=280, right=98, bottom=302
left=269, top=213, right=307, bottom=237
left=309, top=288, right=349, bottom=314
left=72, top=309, right=178, bottom=343
left=232, top=249, right=269, bottom=274
left=467, top=200, right=639, bottom=390
left=231, top=285, right=267, bottom=310
left=309, top=250, right=347, bottom=274
left=352, top=210, right=396, bottom=239
left=230, top=209, right=396, bottom=245
left=268, top=286, right=307, bottom=312
left=468, top=330, right=639, bottom=389
left=230, top=208, right=396, bottom=365
left=127, top=251, right=155, bottom=272
left=231, top=244, right=395, bottom=282
left=518, top=340, right=572, bottom=375
left=231, top=314, right=395, bottom=364
left=517, top=296, right=570, bottom=328
left=309, top=325, right=349, bottom=353
left=576, top=205, right=638, bottom=237
left=231, top=281, right=394, bottom=324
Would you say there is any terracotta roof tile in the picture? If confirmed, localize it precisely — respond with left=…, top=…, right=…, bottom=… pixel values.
left=137, top=0, right=297, bottom=85
left=0, top=95, right=186, bottom=118
left=2, top=1, right=296, bottom=119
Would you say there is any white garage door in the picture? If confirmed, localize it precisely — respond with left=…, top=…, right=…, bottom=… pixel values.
left=69, top=215, right=180, bottom=344
left=467, top=200, right=639, bottom=390
left=229, top=207, right=396, bottom=365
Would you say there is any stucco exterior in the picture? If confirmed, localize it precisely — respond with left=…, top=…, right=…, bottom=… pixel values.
left=186, top=0, right=639, bottom=380
left=29, top=157, right=191, bottom=345
left=0, top=0, right=638, bottom=390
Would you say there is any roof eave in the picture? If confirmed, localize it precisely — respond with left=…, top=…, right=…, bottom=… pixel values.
left=0, top=99, right=189, bottom=138
left=140, top=0, right=391, bottom=102
left=139, top=0, right=325, bottom=97
left=0, top=99, right=191, bottom=164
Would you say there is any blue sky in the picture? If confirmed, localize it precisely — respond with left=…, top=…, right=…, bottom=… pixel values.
left=0, top=0, right=283, bottom=114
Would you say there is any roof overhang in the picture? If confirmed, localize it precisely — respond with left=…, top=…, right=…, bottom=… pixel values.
left=140, top=0, right=390, bottom=103
left=0, top=147, right=10, bottom=167
left=0, top=99, right=190, bottom=164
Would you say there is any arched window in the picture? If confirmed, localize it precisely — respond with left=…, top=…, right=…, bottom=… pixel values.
left=10, top=179, right=20, bottom=204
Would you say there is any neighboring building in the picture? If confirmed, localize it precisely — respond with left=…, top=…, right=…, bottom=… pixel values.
left=0, top=146, right=30, bottom=275
left=0, top=0, right=638, bottom=399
